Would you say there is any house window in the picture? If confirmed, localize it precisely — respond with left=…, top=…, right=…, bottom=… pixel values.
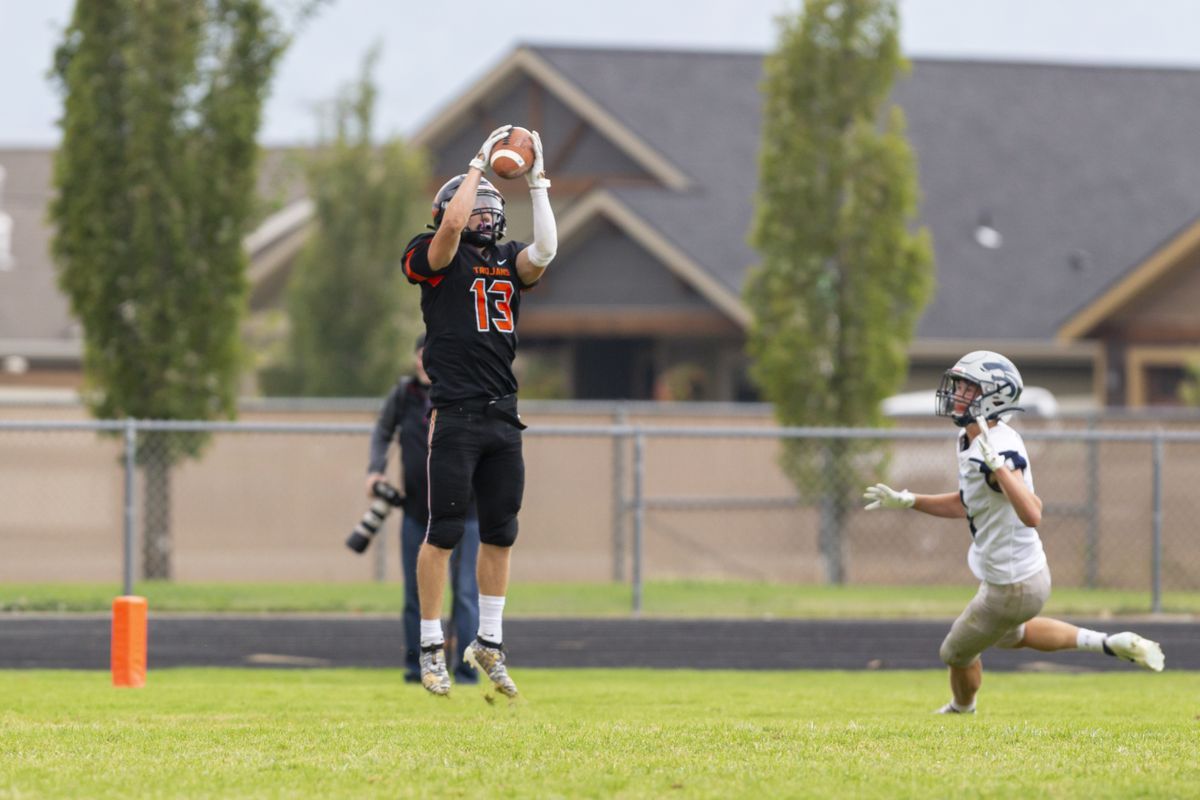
left=1125, top=346, right=1200, bottom=407
left=1143, top=365, right=1187, bottom=406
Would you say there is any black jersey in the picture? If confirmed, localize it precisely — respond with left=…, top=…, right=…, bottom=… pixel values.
left=402, top=232, right=534, bottom=406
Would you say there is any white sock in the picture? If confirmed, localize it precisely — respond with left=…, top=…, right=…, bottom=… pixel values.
left=950, top=699, right=975, bottom=713
left=1076, top=628, right=1108, bottom=652
left=478, top=594, right=506, bottom=644
left=419, top=619, right=443, bottom=648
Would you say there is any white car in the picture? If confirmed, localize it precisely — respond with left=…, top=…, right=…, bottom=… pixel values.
left=882, top=386, right=1059, bottom=418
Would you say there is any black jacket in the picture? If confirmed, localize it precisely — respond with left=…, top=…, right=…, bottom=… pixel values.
left=367, top=377, right=435, bottom=525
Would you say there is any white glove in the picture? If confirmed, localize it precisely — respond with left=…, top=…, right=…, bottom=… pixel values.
left=976, top=435, right=1006, bottom=472
left=468, top=124, right=513, bottom=172
left=863, top=483, right=915, bottom=511
left=525, top=130, right=551, bottom=189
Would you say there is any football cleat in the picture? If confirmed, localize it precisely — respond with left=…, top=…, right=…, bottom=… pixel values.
left=1104, top=632, right=1165, bottom=672
left=935, top=702, right=975, bottom=715
left=419, top=644, right=451, bottom=696
left=464, top=638, right=519, bottom=699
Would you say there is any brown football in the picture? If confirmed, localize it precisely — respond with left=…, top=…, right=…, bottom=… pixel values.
left=489, top=126, right=535, bottom=179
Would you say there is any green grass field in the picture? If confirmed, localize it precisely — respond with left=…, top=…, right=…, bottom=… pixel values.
left=1, top=669, right=1196, bottom=799
left=2, top=580, right=1195, bottom=617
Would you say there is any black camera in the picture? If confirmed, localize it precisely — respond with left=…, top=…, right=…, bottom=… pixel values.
left=345, top=480, right=405, bottom=554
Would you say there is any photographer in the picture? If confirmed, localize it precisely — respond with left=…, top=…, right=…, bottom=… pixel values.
left=366, top=334, right=479, bottom=685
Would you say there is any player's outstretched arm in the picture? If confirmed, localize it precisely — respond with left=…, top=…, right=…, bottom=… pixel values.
left=517, top=130, right=556, bottom=286
left=864, top=484, right=965, bottom=518
left=912, top=491, right=968, bottom=519
left=429, top=125, right=512, bottom=269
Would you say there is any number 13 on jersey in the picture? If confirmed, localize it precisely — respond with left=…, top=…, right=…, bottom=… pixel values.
left=470, top=278, right=514, bottom=333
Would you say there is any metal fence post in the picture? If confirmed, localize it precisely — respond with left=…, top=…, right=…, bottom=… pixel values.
left=1085, top=417, right=1100, bottom=588
left=631, top=430, right=645, bottom=616
left=1151, top=430, right=1164, bottom=613
left=612, top=404, right=629, bottom=582
left=122, top=418, right=138, bottom=597
left=372, top=520, right=387, bottom=582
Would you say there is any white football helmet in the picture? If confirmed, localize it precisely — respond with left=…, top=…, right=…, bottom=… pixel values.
left=935, top=350, right=1024, bottom=426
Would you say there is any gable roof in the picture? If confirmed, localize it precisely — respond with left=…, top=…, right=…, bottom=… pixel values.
left=411, top=47, right=693, bottom=191
left=1057, top=213, right=1200, bottom=340
left=891, top=58, right=1200, bottom=341
left=523, top=46, right=1200, bottom=341
left=555, top=189, right=749, bottom=326
left=7, top=47, right=1200, bottom=366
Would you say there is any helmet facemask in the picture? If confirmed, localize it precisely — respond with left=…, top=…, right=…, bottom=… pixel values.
left=935, top=351, right=1025, bottom=427
left=935, top=373, right=984, bottom=427
left=429, top=175, right=507, bottom=247
left=460, top=189, right=506, bottom=247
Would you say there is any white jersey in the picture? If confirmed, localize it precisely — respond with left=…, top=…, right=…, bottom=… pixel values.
left=956, top=420, right=1047, bottom=584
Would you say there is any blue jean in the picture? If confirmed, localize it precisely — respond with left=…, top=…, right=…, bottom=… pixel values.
left=400, top=513, right=480, bottom=682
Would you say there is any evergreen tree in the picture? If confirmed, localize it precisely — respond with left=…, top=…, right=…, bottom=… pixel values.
left=262, top=48, right=427, bottom=397
left=52, top=0, right=286, bottom=578
left=745, top=0, right=934, bottom=582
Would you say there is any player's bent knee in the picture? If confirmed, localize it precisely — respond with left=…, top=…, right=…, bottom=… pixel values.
left=480, top=518, right=518, bottom=548
left=939, top=640, right=979, bottom=669
left=426, top=520, right=467, bottom=550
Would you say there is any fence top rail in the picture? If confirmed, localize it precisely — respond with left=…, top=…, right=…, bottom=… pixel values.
left=0, top=419, right=372, bottom=435
left=3, top=418, right=1200, bottom=443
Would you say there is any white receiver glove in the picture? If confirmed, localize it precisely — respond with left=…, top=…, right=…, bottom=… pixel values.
left=976, top=435, right=1006, bottom=472
left=525, top=130, right=551, bottom=189
left=469, top=124, right=513, bottom=173
left=863, top=483, right=915, bottom=511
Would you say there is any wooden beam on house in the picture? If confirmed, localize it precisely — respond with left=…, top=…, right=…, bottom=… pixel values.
left=1058, top=215, right=1200, bottom=341
left=521, top=307, right=743, bottom=337
left=555, top=190, right=750, bottom=328
left=411, top=47, right=692, bottom=191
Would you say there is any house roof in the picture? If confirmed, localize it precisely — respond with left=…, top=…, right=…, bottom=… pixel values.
left=6, top=46, right=1200, bottom=364
left=1057, top=213, right=1200, bottom=340
left=525, top=45, right=1200, bottom=340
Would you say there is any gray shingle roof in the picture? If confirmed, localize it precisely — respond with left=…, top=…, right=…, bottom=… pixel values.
left=533, top=45, right=1200, bottom=339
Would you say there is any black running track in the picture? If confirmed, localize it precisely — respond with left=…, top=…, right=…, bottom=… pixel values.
left=1, top=615, right=1196, bottom=671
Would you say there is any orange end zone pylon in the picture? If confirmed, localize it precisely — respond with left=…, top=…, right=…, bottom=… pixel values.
left=111, top=595, right=147, bottom=687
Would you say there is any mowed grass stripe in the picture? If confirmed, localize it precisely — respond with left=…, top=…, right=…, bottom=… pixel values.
left=1, top=669, right=1196, bottom=799
left=3, top=581, right=1196, bottom=617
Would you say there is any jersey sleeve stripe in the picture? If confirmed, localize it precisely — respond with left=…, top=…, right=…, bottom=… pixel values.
left=403, top=248, right=427, bottom=282
left=403, top=248, right=443, bottom=287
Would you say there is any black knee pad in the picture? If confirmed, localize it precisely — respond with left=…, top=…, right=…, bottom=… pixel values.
left=426, top=516, right=466, bottom=549
left=479, top=517, right=517, bottom=548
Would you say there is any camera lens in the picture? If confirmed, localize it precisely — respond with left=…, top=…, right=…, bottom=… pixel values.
left=372, top=481, right=404, bottom=507
left=345, top=498, right=393, bottom=554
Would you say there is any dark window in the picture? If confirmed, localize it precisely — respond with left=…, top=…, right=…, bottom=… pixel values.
left=1144, top=365, right=1187, bottom=406
left=573, top=339, right=654, bottom=399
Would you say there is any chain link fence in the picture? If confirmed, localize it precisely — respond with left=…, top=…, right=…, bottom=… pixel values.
left=2, top=415, right=1199, bottom=610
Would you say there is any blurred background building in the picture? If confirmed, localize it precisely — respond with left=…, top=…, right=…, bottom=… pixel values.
left=4, top=45, right=1200, bottom=408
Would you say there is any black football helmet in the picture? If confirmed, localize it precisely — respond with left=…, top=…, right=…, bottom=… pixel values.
left=430, top=174, right=506, bottom=247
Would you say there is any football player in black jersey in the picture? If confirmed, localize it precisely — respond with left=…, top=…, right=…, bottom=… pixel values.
left=401, top=124, right=557, bottom=697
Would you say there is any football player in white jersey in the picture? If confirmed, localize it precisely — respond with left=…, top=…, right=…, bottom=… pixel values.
left=864, top=351, right=1164, bottom=714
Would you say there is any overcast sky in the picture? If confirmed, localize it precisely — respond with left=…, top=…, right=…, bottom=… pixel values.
left=3, top=0, right=1200, bottom=146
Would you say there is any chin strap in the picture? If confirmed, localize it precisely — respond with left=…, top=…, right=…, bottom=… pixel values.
left=461, top=229, right=500, bottom=248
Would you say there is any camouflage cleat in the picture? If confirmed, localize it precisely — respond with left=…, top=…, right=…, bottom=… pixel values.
left=419, top=644, right=451, bottom=696
left=464, top=638, right=519, bottom=698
